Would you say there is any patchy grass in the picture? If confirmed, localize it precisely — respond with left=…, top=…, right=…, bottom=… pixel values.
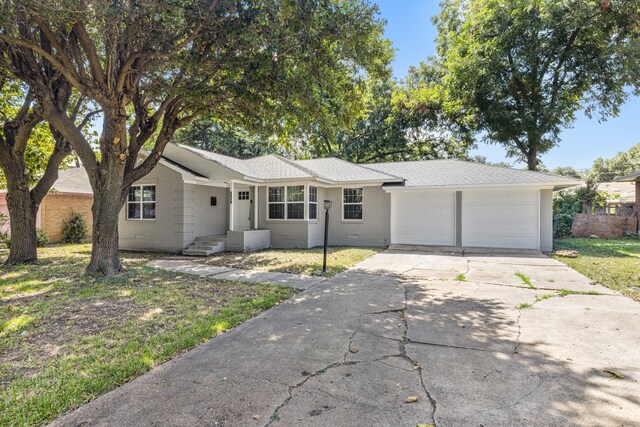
left=0, top=244, right=294, bottom=427
left=455, top=273, right=466, bottom=281
left=199, top=246, right=383, bottom=277
left=515, top=272, right=536, bottom=289
left=517, top=302, right=533, bottom=310
left=558, top=288, right=602, bottom=297
left=552, top=238, right=640, bottom=301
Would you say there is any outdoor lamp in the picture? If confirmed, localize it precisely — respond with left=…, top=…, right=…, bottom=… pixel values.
left=322, top=200, right=332, bottom=272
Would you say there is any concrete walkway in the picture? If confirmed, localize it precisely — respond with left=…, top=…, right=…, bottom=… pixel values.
left=147, top=258, right=325, bottom=290
left=53, top=250, right=640, bottom=426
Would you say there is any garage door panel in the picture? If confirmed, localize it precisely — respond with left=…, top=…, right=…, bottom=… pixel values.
left=391, top=192, right=455, bottom=246
left=462, top=190, right=538, bottom=250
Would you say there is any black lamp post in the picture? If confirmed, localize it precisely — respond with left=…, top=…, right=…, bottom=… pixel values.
left=322, top=200, right=332, bottom=273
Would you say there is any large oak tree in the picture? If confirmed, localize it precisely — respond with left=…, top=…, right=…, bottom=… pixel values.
left=434, top=0, right=640, bottom=170
left=0, top=0, right=391, bottom=276
left=0, top=75, right=90, bottom=264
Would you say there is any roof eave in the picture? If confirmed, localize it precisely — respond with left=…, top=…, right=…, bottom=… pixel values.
left=382, top=181, right=583, bottom=192
left=614, top=171, right=640, bottom=182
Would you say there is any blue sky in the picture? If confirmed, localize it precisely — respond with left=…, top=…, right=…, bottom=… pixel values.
left=374, top=0, right=639, bottom=169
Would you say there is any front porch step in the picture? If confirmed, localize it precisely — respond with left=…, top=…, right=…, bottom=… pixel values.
left=195, top=235, right=227, bottom=243
left=182, top=240, right=225, bottom=256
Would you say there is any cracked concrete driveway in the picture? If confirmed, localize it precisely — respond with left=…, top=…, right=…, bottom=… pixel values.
left=52, top=249, right=640, bottom=427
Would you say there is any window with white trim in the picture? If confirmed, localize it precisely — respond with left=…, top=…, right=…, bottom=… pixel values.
left=127, top=185, right=156, bottom=220
left=287, top=185, right=304, bottom=219
left=309, top=186, right=318, bottom=220
left=268, top=186, right=285, bottom=219
left=343, top=188, right=363, bottom=220
left=267, top=185, right=306, bottom=220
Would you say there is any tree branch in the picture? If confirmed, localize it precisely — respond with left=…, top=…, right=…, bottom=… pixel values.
left=72, top=21, right=106, bottom=88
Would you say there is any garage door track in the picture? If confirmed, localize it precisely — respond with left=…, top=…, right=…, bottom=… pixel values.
left=52, top=249, right=640, bottom=426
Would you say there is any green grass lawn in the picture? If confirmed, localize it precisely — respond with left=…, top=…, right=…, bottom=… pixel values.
left=0, top=244, right=294, bottom=427
left=552, top=238, right=640, bottom=301
left=199, top=246, right=383, bottom=277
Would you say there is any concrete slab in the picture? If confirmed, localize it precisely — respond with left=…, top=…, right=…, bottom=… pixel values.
left=147, top=259, right=236, bottom=276
left=147, top=258, right=324, bottom=289
left=53, top=249, right=640, bottom=427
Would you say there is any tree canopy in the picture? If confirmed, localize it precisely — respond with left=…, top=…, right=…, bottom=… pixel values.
left=0, top=0, right=393, bottom=275
left=434, top=0, right=640, bottom=170
left=590, top=143, right=640, bottom=181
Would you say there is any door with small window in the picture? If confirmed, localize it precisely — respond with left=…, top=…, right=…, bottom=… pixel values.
left=233, top=189, right=251, bottom=231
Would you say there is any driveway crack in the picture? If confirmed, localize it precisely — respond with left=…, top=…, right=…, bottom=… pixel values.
left=398, top=284, right=438, bottom=426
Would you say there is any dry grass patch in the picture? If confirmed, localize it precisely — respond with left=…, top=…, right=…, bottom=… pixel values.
left=0, top=244, right=294, bottom=426
left=199, top=246, right=383, bottom=277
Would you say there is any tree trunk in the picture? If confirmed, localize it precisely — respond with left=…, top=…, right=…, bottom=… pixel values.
left=526, top=146, right=538, bottom=171
left=4, top=174, right=38, bottom=265
left=85, top=108, right=129, bottom=276
left=86, top=184, right=126, bottom=276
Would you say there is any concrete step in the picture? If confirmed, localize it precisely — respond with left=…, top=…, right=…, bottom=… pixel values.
left=182, top=240, right=226, bottom=256
left=195, top=234, right=227, bottom=242
left=194, top=241, right=224, bottom=247
left=182, top=248, right=215, bottom=256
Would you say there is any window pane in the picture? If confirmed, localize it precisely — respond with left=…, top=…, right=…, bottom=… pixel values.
left=142, top=185, right=156, bottom=202
left=128, top=203, right=141, bottom=219
left=309, top=186, right=318, bottom=203
left=343, top=204, right=363, bottom=220
left=268, top=187, right=285, bottom=203
left=128, top=186, right=141, bottom=202
left=238, top=191, right=249, bottom=200
left=343, top=188, right=363, bottom=203
left=287, top=203, right=304, bottom=219
left=287, top=185, right=304, bottom=202
left=143, top=203, right=156, bottom=219
left=309, top=203, right=317, bottom=220
left=268, top=203, right=285, bottom=219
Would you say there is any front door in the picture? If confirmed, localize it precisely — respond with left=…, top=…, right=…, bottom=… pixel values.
left=233, top=189, right=251, bottom=231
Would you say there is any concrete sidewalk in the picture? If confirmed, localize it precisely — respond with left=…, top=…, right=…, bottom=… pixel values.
left=53, top=250, right=640, bottom=427
left=147, top=258, right=325, bottom=290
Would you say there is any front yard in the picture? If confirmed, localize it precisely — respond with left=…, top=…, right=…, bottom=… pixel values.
left=552, top=238, right=640, bottom=301
left=0, top=244, right=294, bottom=427
left=198, top=246, right=383, bottom=277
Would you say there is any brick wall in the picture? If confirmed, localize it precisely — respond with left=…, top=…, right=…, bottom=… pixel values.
left=40, top=194, right=93, bottom=243
left=571, top=213, right=638, bottom=239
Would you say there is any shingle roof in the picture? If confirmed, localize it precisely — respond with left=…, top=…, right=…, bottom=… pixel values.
left=50, top=168, right=92, bottom=194
left=170, top=143, right=580, bottom=188
left=291, top=157, right=401, bottom=182
left=364, top=159, right=581, bottom=188
left=615, top=170, right=640, bottom=182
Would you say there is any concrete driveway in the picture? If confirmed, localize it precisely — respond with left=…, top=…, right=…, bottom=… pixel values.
left=53, top=249, right=640, bottom=427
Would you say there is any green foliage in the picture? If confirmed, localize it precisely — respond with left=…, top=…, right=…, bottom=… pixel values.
left=434, top=0, right=640, bottom=170
left=62, top=214, right=88, bottom=244
left=35, top=228, right=48, bottom=247
left=173, top=118, right=278, bottom=159
left=0, top=81, right=58, bottom=189
left=548, top=166, right=584, bottom=180
left=0, top=212, right=8, bottom=248
left=590, top=143, right=640, bottom=181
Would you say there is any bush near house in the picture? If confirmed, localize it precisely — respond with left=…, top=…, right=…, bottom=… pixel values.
left=62, top=213, right=89, bottom=243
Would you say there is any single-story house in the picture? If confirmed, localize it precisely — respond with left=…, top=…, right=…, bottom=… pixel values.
left=596, top=181, right=636, bottom=216
left=615, top=170, right=640, bottom=216
left=0, top=167, right=93, bottom=242
left=120, top=143, right=580, bottom=254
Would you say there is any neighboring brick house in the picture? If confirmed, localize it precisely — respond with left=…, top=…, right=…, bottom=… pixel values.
left=0, top=168, right=93, bottom=243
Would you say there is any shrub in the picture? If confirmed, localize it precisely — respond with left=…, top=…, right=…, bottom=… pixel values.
left=0, top=212, right=9, bottom=248
left=62, top=213, right=88, bottom=243
left=36, top=228, right=49, bottom=247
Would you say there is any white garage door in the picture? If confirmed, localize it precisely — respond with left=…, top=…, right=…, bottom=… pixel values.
left=462, top=190, right=539, bottom=249
left=391, top=191, right=455, bottom=246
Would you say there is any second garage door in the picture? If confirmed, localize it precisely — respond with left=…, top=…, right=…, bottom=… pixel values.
left=391, top=191, right=456, bottom=246
left=462, top=190, right=539, bottom=249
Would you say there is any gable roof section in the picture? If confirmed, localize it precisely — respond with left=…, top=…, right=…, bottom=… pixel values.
left=615, top=170, right=640, bottom=182
left=364, top=159, right=581, bottom=189
left=291, top=157, right=403, bottom=183
left=50, top=168, right=93, bottom=194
